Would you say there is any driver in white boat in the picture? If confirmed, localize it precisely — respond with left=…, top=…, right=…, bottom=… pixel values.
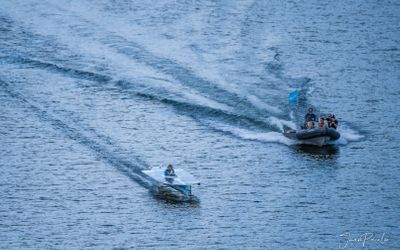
left=164, top=164, right=176, bottom=176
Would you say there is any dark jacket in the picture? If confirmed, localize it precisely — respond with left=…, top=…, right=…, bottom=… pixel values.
left=305, top=113, right=317, bottom=122
left=328, top=117, right=338, bottom=129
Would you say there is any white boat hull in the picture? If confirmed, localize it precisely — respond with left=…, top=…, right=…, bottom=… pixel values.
left=142, top=167, right=200, bottom=202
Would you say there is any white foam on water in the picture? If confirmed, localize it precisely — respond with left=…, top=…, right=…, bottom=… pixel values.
left=5, top=0, right=351, bottom=144
left=209, top=122, right=295, bottom=145
left=335, top=126, right=364, bottom=145
left=0, top=0, right=233, bottom=114
left=289, top=110, right=295, bottom=120
left=307, top=86, right=316, bottom=96
left=266, top=116, right=297, bottom=131
left=49, top=0, right=283, bottom=115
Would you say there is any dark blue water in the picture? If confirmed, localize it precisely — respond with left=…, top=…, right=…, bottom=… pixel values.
left=0, top=0, right=399, bottom=249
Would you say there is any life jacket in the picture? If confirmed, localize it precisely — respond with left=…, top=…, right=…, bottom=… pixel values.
left=164, top=169, right=175, bottom=176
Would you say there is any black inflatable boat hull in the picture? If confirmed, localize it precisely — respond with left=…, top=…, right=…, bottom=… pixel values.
left=283, top=128, right=340, bottom=146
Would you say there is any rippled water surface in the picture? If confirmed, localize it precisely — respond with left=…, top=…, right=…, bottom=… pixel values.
left=0, top=0, right=399, bottom=249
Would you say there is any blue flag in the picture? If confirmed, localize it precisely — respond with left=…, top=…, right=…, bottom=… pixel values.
left=289, top=90, right=298, bottom=104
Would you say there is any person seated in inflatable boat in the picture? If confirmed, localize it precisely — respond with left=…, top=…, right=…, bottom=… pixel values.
left=301, top=108, right=317, bottom=129
left=318, top=116, right=327, bottom=128
left=306, top=121, right=315, bottom=129
left=305, top=107, right=317, bottom=122
left=327, top=113, right=338, bottom=129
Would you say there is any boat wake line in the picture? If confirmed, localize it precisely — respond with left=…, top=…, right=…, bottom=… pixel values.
left=0, top=80, right=152, bottom=189
left=1, top=53, right=364, bottom=149
left=208, top=121, right=363, bottom=146
left=2, top=51, right=296, bottom=139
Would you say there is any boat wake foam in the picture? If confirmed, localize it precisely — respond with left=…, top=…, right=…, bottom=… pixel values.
left=334, top=126, right=364, bottom=145
left=209, top=122, right=295, bottom=145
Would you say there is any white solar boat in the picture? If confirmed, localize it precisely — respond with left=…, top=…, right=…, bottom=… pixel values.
left=142, top=167, right=200, bottom=201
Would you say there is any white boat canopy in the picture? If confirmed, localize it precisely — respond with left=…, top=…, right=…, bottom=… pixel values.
left=142, top=167, right=200, bottom=186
